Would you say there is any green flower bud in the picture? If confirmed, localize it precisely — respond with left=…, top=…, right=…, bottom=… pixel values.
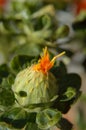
left=12, top=47, right=65, bottom=107
left=12, top=66, right=57, bottom=106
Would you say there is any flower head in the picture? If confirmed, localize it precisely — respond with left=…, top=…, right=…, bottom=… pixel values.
left=12, top=47, right=65, bottom=107
left=33, top=47, right=65, bottom=74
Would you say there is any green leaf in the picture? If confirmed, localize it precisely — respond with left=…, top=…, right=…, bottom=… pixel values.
left=58, top=73, right=81, bottom=95
left=0, top=64, right=10, bottom=83
left=0, top=86, right=15, bottom=106
left=0, top=122, right=19, bottom=130
left=0, top=105, right=6, bottom=114
left=31, top=5, right=55, bottom=19
left=60, top=87, right=76, bottom=101
left=7, top=74, right=15, bottom=85
left=25, top=122, right=41, bottom=130
left=1, top=107, right=27, bottom=129
left=10, top=55, right=35, bottom=73
left=57, top=117, right=73, bottom=130
left=27, top=112, right=36, bottom=123
left=32, top=14, right=52, bottom=30
left=1, top=77, right=13, bottom=89
left=55, top=25, right=69, bottom=39
left=1, top=109, right=37, bottom=129
left=51, top=61, right=67, bottom=79
left=36, top=108, right=62, bottom=129
left=53, top=91, right=81, bottom=114
left=24, top=96, right=57, bottom=110
left=14, top=43, right=42, bottom=57
left=3, top=19, right=21, bottom=33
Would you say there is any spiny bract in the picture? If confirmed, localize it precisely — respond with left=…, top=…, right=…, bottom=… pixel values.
left=12, top=47, right=65, bottom=107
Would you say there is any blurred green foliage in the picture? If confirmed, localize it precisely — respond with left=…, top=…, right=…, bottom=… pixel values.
left=0, top=0, right=71, bottom=63
left=0, top=0, right=82, bottom=130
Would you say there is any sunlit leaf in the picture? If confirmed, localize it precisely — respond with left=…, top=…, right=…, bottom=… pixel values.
left=1, top=107, right=27, bottom=128
left=36, top=108, right=62, bottom=129
left=60, top=87, right=76, bottom=101
left=53, top=91, right=81, bottom=114
left=25, top=122, right=41, bottom=130
left=0, top=122, right=19, bottom=130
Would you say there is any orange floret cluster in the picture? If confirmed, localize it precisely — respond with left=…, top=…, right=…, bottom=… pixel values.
left=33, top=47, right=65, bottom=74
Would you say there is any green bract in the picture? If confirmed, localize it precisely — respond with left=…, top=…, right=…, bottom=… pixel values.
left=12, top=66, right=58, bottom=107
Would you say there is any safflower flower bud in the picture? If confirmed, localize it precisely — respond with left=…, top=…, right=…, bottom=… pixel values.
left=12, top=47, right=65, bottom=107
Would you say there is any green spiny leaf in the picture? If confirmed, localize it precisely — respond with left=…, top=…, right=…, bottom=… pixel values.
left=53, top=91, right=81, bottom=114
left=25, top=122, right=41, bottom=130
left=58, top=73, right=81, bottom=95
left=51, top=61, right=67, bottom=79
left=10, top=55, right=35, bottom=73
left=36, top=108, right=62, bottom=129
left=0, top=86, right=15, bottom=106
left=1, top=107, right=27, bottom=129
left=0, top=122, right=19, bottom=130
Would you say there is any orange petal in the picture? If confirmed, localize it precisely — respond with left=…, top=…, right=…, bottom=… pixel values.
left=33, top=47, right=65, bottom=74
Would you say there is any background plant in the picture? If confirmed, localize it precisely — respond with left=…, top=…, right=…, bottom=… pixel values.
left=0, top=0, right=83, bottom=130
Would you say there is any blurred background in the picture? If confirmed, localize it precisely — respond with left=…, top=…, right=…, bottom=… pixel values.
left=0, top=0, right=86, bottom=130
